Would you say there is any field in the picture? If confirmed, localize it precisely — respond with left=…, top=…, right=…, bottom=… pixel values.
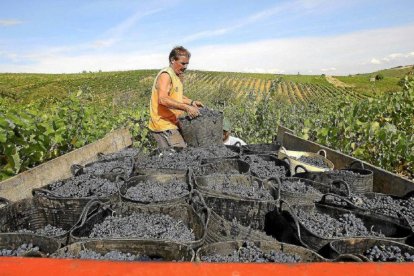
left=0, top=66, right=413, bottom=181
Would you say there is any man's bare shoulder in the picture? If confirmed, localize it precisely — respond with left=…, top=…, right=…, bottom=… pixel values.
left=156, top=72, right=172, bottom=90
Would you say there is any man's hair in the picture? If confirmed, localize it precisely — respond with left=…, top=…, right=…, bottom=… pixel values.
left=169, top=46, right=191, bottom=63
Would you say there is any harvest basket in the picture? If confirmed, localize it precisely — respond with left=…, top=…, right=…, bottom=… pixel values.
left=327, top=238, right=414, bottom=261
left=0, top=233, right=60, bottom=257
left=278, top=147, right=334, bottom=176
left=52, top=239, right=195, bottom=262
left=70, top=197, right=209, bottom=249
left=318, top=193, right=412, bottom=228
left=194, top=174, right=278, bottom=230
left=243, top=154, right=290, bottom=178
left=119, top=173, right=192, bottom=205
left=196, top=240, right=325, bottom=262
left=179, top=109, right=223, bottom=147
left=32, top=174, right=121, bottom=204
left=71, top=157, right=134, bottom=181
left=204, top=210, right=276, bottom=244
left=294, top=161, right=373, bottom=193
left=280, top=200, right=412, bottom=251
left=265, top=177, right=342, bottom=206
left=0, top=197, right=87, bottom=246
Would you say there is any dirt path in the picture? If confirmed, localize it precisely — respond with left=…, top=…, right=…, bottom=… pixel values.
left=325, top=75, right=355, bottom=88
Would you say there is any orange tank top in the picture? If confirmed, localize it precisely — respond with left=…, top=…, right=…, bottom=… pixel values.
left=148, top=67, right=184, bottom=132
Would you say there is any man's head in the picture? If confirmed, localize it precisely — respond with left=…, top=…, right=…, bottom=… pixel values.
left=169, top=46, right=191, bottom=77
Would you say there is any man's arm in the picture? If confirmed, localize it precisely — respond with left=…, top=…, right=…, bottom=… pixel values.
left=183, top=95, right=204, bottom=107
left=157, top=73, right=200, bottom=118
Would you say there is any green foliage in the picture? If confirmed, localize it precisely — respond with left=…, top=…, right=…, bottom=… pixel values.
left=0, top=69, right=412, bottom=182
left=0, top=93, right=150, bottom=181
left=283, top=76, right=414, bottom=179
left=375, top=74, right=384, bottom=81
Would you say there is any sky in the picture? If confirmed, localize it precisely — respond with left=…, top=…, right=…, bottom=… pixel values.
left=0, top=0, right=414, bottom=75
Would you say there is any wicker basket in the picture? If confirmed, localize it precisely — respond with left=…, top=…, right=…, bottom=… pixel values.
left=179, top=109, right=223, bottom=147
left=52, top=239, right=194, bottom=261
left=280, top=201, right=412, bottom=251
left=294, top=161, right=373, bottom=193
left=0, top=197, right=91, bottom=246
left=196, top=240, right=326, bottom=262
left=265, top=177, right=329, bottom=206
left=328, top=238, right=414, bottom=261
left=193, top=174, right=278, bottom=230
left=0, top=233, right=60, bottom=257
left=204, top=210, right=276, bottom=244
left=318, top=193, right=412, bottom=229
left=71, top=156, right=134, bottom=181
left=119, top=173, right=192, bottom=205
left=70, top=198, right=209, bottom=249
left=243, top=154, right=290, bottom=178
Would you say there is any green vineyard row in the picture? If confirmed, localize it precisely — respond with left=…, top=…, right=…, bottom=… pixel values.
left=0, top=70, right=412, bottom=181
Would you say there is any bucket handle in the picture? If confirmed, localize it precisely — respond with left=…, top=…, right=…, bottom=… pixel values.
left=333, top=254, right=364, bottom=262
left=279, top=146, right=288, bottom=156
left=279, top=199, right=304, bottom=246
left=190, top=189, right=211, bottom=229
left=294, top=164, right=309, bottom=175
left=330, top=180, right=351, bottom=197
left=0, top=197, right=11, bottom=207
left=109, top=166, right=125, bottom=175
left=264, top=177, right=282, bottom=202
left=187, top=168, right=194, bottom=191
left=71, top=164, right=84, bottom=176
left=75, top=199, right=111, bottom=229
left=347, top=160, right=365, bottom=170
left=32, top=187, right=56, bottom=197
left=243, top=155, right=253, bottom=164
left=317, top=149, right=327, bottom=158
left=320, top=193, right=358, bottom=210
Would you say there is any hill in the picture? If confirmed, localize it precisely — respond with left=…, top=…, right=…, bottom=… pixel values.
left=1, top=67, right=401, bottom=106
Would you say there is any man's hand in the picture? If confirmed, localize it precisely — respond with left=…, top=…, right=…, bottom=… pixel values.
left=186, top=105, right=200, bottom=119
left=192, top=100, right=204, bottom=107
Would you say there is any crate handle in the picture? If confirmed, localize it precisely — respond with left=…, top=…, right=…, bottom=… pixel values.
left=0, top=197, right=11, bottom=207
left=75, top=199, right=109, bottom=229
left=294, top=164, right=308, bottom=175
left=334, top=254, right=364, bottom=262
left=347, top=160, right=365, bottom=170
left=331, top=180, right=351, bottom=197
left=280, top=199, right=304, bottom=245
left=70, top=164, right=84, bottom=176
left=320, top=193, right=357, bottom=210
left=264, top=177, right=282, bottom=202
left=317, top=149, right=327, bottom=158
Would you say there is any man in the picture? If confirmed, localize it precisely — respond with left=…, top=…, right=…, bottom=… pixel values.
left=223, top=118, right=247, bottom=147
left=148, top=46, right=203, bottom=148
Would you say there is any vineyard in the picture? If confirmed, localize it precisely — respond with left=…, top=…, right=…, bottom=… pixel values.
left=0, top=68, right=413, bottom=181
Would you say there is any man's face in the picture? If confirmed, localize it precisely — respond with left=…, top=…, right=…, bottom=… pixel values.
left=171, top=56, right=189, bottom=77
